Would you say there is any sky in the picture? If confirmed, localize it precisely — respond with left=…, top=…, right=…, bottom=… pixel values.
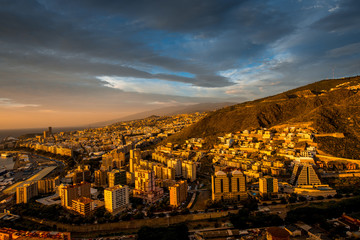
left=1, top=0, right=360, bottom=129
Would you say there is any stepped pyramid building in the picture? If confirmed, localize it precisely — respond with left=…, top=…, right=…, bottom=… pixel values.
left=290, top=163, right=321, bottom=186
left=290, top=163, right=336, bottom=197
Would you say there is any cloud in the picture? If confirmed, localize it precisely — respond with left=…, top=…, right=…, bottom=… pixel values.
left=328, top=5, right=339, bottom=12
left=97, top=76, right=233, bottom=98
left=1, top=0, right=360, bottom=128
left=0, top=0, right=237, bottom=88
left=312, top=0, right=360, bottom=33
left=219, top=52, right=294, bottom=85
left=0, top=98, right=39, bottom=108
left=0, top=0, right=298, bottom=88
left=327, top=42, right=360, bottom=58
left=59, top=0, right=244, bottom=33
left=146, top=101, right=182, bottom=106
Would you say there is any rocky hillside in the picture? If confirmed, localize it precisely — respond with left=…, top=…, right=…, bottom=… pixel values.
left=167, top=76, right=360, bottom=158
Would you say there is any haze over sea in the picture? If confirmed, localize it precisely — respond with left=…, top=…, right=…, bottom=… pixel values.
left=0, top=127, right=83, bottom=141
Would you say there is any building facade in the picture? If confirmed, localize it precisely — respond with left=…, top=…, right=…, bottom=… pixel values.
left=133, top=169, right=163, bottom=203
left=72, top=197, right=94, bottom=216
left=108, top=169, right=126, bottom=188
left=290, top=164, right=321, bottom=186
left=94, top=169, right=107, bottom=187
left=104, top=185, right=130, bottom=213
left=60, top=182, right=91, bottom=209
left=169, top=180, right=188, bottom=207
left=70, top=165, right=91, bottom=184
left=181, top=161, right=196, bottom=182
left=37, top=176, right=60, bottom=194
left=154, top=165, right=175, bottom=180
left=211, top=170, right=247, bottom=202
left=259, top=176, right=278, bottom=197
left=16, top=181, right=38, bottom=204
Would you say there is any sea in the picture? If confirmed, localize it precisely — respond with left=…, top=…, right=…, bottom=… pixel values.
left=0, top=126, right=86, bottom=141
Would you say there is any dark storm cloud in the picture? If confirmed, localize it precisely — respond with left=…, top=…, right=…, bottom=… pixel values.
left=233, top=0, right=360, bottom=92
left=0, top=0, right=359, bottom=106
left=2, top=0, right=360, bottom=128
left=63, top=0, right=295, bottom=65
left=0, top=0, right=298, bottom=89
left=54, top=0, right=245, bottom=32
left=0, top=45, right=233, bottom=88
left=327, top=42, right=360, bottom=58
left=312, top=0, right=360, bottom=33
left=0, top=0, right=237, bottom=87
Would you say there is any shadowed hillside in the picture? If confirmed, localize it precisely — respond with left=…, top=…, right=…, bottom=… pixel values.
left=91, top=102, right=236, bottom=127
left=166, top=76, right=360, bottom=158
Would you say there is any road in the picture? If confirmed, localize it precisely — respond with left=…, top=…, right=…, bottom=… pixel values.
left=190, top=190, right=211, bottom=211
left=2, top=166, right=57, bottom=194
left=1, top=152, right=62, bottom=195
left=264, top=196, right=354, bottom=219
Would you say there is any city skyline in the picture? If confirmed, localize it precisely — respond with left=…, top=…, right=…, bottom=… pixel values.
left=2, top=76, right=360, bottom=238
left=1, top=0, right=360, bottom=128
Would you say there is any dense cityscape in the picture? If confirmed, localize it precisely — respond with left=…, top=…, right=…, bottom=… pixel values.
left=1, top=0, right=360, bottom=239
left=1, top=106, right=360, bottom=239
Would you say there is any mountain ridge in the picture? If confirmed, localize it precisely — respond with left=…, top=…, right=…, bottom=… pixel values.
left=90, top=102, right=237, bottom=127
left=166, top=76, right=360, bottom=159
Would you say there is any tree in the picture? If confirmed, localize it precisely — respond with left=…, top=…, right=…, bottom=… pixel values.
left=299, top=196, right=307, bottom=202
left=288, top=195, right=297, bottom=203
left=280, top=197, right=287, bottom=204
left=97, top=192, right=104, bottom=200
left=334, top=193, right=343, bottom=199
left=329, top=225, right=347, bottom=238
left=169, top=210, right=178, bottom=216
left=242, top=198, right=258, bottom=211
left=95, top=207, right=105, bottom=218
left=181, top=208, right=190, bottom=215
left=134, top=212, right=144, bottom=219
left=137, top=224, right=189, bottom=240
left=250, top=212, right=283, bottom=228
left=229, top=209, right=250, bottom=229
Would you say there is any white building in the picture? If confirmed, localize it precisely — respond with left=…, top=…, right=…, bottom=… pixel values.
left=104, top=185, right=129, bottom=214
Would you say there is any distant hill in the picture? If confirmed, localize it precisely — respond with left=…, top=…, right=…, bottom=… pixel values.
left=166, top=76, right=360, bottom=159
left=91, top=102, right=237, bottom=127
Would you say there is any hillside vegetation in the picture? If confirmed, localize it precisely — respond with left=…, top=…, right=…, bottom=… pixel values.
left=167, top=76, right=360, bottom=158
